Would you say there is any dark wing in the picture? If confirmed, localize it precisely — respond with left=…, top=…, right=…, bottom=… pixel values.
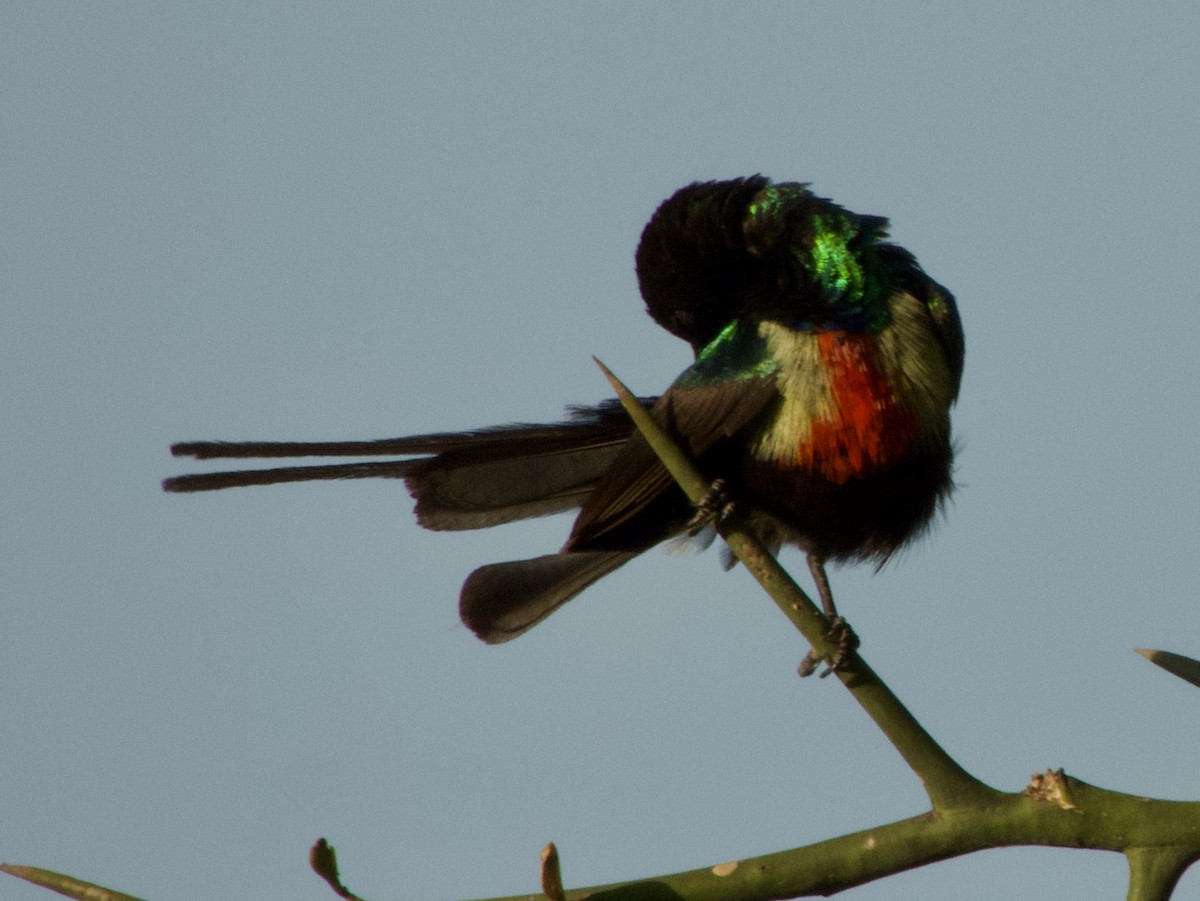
left=877, top=243, right=964, bottom=396
left=565, top=374, right=778, bottom=551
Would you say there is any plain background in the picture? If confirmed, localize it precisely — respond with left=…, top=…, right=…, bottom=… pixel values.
left=4, top=4, right=1200, bottom=900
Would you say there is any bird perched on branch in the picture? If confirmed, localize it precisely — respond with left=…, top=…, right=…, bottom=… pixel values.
left=165, top=176, right=963, bottom=654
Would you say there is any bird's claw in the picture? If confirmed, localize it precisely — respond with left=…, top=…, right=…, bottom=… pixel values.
left=685, top=478, right=734, bottom=535
left=798, top=616, right=860, bottom=678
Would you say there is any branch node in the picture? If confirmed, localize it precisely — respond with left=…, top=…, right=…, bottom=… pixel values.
left=1023, top=769, right=1077, bottom=810
left=711, top=860, right=740, bottom=877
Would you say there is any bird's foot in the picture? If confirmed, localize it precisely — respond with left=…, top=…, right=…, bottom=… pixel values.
left=798, top=616, right=860, bottom=679
left=685, top=478, right=735, bottom=536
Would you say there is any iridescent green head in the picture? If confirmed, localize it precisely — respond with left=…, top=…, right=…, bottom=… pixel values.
left=743, top=183, right=892, bottom=333
left=635, top=177, right=951, bottom=354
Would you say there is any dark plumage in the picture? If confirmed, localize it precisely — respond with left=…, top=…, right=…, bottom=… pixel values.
left=165, top=177, right=963, bottom=644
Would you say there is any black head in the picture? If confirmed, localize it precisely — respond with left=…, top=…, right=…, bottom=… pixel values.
left=635, top=176, right=776, bottom=352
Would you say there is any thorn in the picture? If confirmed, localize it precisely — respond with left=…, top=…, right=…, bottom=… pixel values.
left=540, top=843, right=566, bottom=901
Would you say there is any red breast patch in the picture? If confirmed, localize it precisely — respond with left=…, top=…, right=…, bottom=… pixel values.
left=795, top=332, right=918, bottom=484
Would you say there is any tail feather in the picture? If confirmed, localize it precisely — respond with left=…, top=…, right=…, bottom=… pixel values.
left=162, top=460, right=418, bottom=492
left=166, top=399, right=660, bottom=642
left=460, top=551, right=639, bottom=643
left=170, top=438, right=459, bottom=459
left=410, top=441, right=624, bottom=530
left=163, top=399, right=651, bottom=529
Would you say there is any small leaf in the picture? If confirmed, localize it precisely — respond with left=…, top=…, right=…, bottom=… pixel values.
left=1135, top=648, right=1200, bottom=688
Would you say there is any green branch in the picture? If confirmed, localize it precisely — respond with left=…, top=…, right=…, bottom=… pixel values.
left=593, top=357, right=995, bottom=812
left=1127, top=846, right=1196, bottom=901
left=483, top=778, right=1200, bottom=901
left=6, top=363, right=1200, bottom=900
left=9, top=780, right=1200, bottom=901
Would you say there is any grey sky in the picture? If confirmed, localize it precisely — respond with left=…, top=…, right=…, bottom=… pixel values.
left=4, top=4, right=1200, bottom=900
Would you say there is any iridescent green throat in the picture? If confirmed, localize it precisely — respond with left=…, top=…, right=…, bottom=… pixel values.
left=681, top=320, right=779, bottom=387
left=744, top=185, right=891, bottom=333
left=801, top=210, right=889, bottom=332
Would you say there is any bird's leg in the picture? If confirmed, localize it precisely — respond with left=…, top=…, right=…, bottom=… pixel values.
left=798, top=554, right=860, bottom=678
left=684, top=485, right=858, bottom=678
left=807, top=553, right=839, bottom=619
left=684, top=478, right=735, bottom=535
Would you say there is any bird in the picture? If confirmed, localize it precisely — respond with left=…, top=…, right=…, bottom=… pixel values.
left=164, top=176, right=963, bottom=653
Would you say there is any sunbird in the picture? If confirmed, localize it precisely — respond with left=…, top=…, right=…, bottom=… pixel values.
left=165, top=176, right=963, bottom=652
